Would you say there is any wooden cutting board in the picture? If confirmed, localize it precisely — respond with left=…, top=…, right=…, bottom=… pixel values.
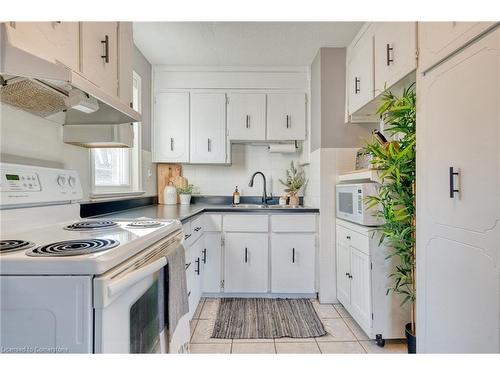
left=157, top=164, right=186, bottom=204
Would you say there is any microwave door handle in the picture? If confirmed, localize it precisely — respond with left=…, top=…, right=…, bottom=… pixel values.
left=106, top=257, right=167, bottom=299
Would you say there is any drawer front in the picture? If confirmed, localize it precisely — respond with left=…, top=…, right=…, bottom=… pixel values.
left=191, top=215, right=204, bottom=242
left=338, top=226, right=369, bottom=255
left=204, top=214, right=222, bottom=232
left=182, top=221, right=193, bottom=247
left=271, top=214, right=316, bottom=232
left=223, top=214, right=268, bottom=232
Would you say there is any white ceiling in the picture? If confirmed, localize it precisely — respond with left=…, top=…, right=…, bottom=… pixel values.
left=133, top=22, right=363, bottom=66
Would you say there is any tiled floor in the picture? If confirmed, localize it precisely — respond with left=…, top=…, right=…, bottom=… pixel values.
left=189, top=298, right=408, bottom=354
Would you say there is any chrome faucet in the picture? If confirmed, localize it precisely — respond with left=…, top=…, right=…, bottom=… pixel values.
left=248, top=171, right=272, bottom=204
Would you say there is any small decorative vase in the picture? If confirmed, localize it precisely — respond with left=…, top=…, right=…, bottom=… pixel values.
left=289, top=194, right=300, bottom=206
left=179, top=194, right=191, bottom=205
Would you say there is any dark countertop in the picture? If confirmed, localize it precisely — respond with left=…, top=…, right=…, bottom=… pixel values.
left=94, top=203, right=319, bottom=223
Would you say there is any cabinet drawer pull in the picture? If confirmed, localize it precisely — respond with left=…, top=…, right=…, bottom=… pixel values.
left=286, top=115, right=290, bottom=128
left=354, top=77, right=360, bottom=94
left=202, top=248, right=207, bottom=264
left=207, top=138, right=211, bottom=152
left=292, top=247, right=295, bottom=263
left=195, top=258, right=200, bottom=275
left=244, top=247, right=248, bottom=263
left=187, top=291, right=191, bottom=297
left=449, top=167, right=460, bottom=198
left=246, top=114, right=250, bottom=128
left=170, top=138, right=174, bottom=151
left=185, top=262, right=191, bottom=270
left=101, top=35, right=109, bottom=63
left=193, top=226, right=202, bottom=232
left=346, top=235, right=351, bottom=240
left=184, top=234, right=191, bottom=240
left=386, top=43, right=394, bottom=66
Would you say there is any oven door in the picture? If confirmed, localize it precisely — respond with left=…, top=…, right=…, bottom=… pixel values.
left=93, top=230, right=182, bottom=353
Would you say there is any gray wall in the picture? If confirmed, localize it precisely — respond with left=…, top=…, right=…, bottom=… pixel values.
left=310, top=48, right=374, bottom=152
left=133, top=46, right=152, bottom=152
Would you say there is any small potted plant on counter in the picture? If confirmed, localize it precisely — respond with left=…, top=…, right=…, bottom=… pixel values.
left=177, top=184, right=198, bottom=205
left=279, top=161, right=306, bottom=206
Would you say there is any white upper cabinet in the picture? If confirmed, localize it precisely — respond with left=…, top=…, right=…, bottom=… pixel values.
left=190, top=93, right=227, bottom=164
left=117, top=22, right=133, bottom=108
left=374, top=22, right=417, bottom=95
left=418, top=22, right=497, bottom=73
left=153, top=92, right=190, bottom=163
left=347, top=28, right=375, bottom=115
left=266, top=93, right=306, bottom=140
left=5, top=22, right=80, bottom=72
left=227, top=93, right=266, bottom=140
left=80, top=22, right=118, bottom=96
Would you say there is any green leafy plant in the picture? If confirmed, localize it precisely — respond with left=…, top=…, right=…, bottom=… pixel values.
left=176, top=184, right=198, bottom=195
left=279, top=161, right=306, bottom=195
left=364, top=83, right=416, bottom=334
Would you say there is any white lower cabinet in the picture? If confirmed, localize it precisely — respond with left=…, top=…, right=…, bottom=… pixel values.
left=336, top=219, right=409, bottom=340
left=271, top=234, right=315, bottom=293
left=202, top=232, right=222, bottom=293
left=185, top=236, right=203, bottom=320
left=224, top=233, right=269, bottom=293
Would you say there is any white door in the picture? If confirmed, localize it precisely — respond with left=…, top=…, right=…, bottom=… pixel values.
left=416, top=26, right=500, bottom=353
left=224, top=233, right=268, bottom=293
left=348, top=30, right=375, bottom=114
left=80, top=22, right=118, bottom=95
left=336, top=226, right=351, bottom=307
left=374, top=22, right=417, bottom=95
left=271, top=234, right=315, bottom=293
left=227, top=93, right=266, bottom=140
left=349, top=246, right=371, bottom=334
left=202, top=232, right=222, bottom=293
left=6, top=22, right=80, bottom=72
left=117, top=22, right=133, bottom=107
left=418, top=22, right=496, bottom=72
left=153, top=92, right=190, bottom=163
left=266, top=93, right=306, bottom=140
left=190, top=93, right=227, bottom=164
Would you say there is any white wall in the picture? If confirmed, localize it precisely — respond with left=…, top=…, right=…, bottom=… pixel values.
left=182, top=144, right=302, bottom=197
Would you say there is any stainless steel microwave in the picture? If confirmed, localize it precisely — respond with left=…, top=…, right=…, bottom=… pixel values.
left=336, top=183, right=383, bottom=226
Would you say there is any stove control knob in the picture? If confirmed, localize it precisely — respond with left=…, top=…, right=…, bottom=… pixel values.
left=57, top=175, right=66, bottom=186
left=68, top=176, right=76, bottom=187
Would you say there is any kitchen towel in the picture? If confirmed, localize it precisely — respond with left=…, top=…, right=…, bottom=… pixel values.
left=165, top=242, right=189, bottom=336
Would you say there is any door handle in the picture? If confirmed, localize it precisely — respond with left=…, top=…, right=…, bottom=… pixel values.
left=292, top=248, right=295, bottom=263
left=185, top=261, right=192, bottom=270
left=449, top=167, right=460, bottom=198
left=386, top=43, right=394, bottom=66
left=207, top=138, right=211, bottom=152
left=193, top=227, right=202, bottom=232
left=184, top=234, right=191, bottom=241
left=244, top=247, right=248, bottom=263
left=101, top=35, right=109, bottom=63
left=195, top=258, right=200, bottom=275
left=286, top=115, right=290, bottom=128
left=354, top=77, right=360, bottom=94
left=202, top=248, right=207, bottom=264
left=170, top=138, right=174, bottom=151
left=246, top=115, right=250, bottom=128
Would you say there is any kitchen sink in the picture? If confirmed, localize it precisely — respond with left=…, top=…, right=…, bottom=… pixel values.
left=231, top=204, right=302, bottom=209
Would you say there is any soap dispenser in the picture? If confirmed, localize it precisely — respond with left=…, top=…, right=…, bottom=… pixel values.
left=232, top=186, right=240, bottom=205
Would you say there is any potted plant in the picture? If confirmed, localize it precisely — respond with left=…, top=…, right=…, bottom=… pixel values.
left=177, top=184, right=198, bottom=205
left=279, top=161, right=306, bottom=206
left=365, top=84, right=416, bottom=353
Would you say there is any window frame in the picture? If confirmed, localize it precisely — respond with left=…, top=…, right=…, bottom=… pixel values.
left=89, top=71, right=143, bottom=198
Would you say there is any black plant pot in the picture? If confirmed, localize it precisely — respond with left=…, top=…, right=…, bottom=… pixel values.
left=405, top=323, right=417, bottom=354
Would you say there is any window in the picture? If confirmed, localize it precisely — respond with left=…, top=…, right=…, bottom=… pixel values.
left=91, top=71, right=142, bottom=197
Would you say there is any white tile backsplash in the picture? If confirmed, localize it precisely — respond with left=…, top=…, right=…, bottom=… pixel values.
left=182, top=144, right=302, bottom=197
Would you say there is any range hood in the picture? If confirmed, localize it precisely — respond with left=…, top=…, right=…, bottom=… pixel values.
left=0, top=24, right=141, bottom=147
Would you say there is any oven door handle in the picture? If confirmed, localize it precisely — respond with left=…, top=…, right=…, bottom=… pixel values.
left=106, top=257, right=167, bottom=299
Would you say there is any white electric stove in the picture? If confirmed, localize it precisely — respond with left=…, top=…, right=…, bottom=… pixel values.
left=0, top=162, right=184, bottom=353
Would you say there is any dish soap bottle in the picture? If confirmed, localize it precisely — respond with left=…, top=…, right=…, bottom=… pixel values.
left=232, top=186, right=240, bottom=205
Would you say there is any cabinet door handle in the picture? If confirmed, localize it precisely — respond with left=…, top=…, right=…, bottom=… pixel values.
left=195, top=258, right=200, bottom=275
left=185, top=262, right=191, bottom=270
left=345, top=272, right=349, bottom=277
left=244, top=247, right=248, bottom=263
left=346, top=235, right=351, bottom=240
left=101, top=35, right=109, bottom=63
left=202, top=248, right=207, bottom=264
left=286, top=115, right=290, bottom=128
left=386, top=43, right=394, bottom=66
left=187, top=291, right=191, bottom=297
left=184, top=234, right=191, bottom=241
left=292, top=248, right=295, bottom=263
left=449, top=167, right=460, bottom=198
left=207, top=138, right=211, bottom=152
left=193, top=226, right=202, bottom=232
left=246, top=114, right=250, bottom=128
left=354, top=77, right=360, bottom=94
left=170, top=138, right=174, bottom=151
left=349, top=274, right=353, bottom=279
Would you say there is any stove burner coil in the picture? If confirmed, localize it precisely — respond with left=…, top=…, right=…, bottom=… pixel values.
left=64, top=220, right=119, bottom=231
left=126, top=221, right=164, bottom=228
left=26, top=239, right=119, bottom=257
left=0, top=240, right=35, bottom=254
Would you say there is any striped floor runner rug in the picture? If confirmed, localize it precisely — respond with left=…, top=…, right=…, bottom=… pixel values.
left=211, top=298, right=326, bottom=339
